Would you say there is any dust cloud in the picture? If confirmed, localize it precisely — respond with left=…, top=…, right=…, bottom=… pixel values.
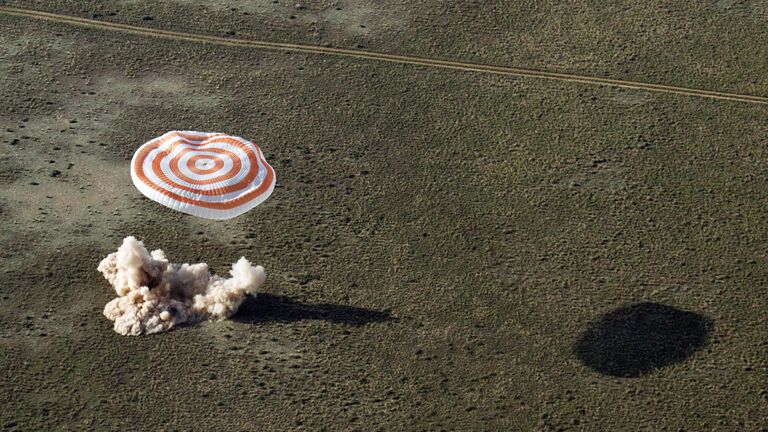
left=98, top=236, right=266, bottom=335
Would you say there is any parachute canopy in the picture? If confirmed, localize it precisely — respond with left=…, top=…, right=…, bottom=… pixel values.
left=131, top=131, right=276, bottom=220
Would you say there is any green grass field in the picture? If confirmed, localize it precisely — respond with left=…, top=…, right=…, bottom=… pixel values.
left=1, top=1, right=766, bottom=430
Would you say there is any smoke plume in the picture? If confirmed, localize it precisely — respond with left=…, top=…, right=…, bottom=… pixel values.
left=98, top=236, right=266, bottom=335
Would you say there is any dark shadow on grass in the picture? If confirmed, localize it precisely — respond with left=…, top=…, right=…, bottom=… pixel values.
left=231, top=293, right=393, bottom=326
left=574, top=302, right=713, bottom=378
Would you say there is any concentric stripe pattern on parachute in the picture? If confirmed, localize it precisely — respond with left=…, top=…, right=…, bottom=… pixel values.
left=131, top=131, right=276, bottom=219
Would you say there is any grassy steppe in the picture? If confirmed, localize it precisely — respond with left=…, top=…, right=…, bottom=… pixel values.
left=0, top=3, right=766, bottom=431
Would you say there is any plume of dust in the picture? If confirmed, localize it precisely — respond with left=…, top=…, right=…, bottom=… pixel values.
left=98, top=236, right=266, bottom=335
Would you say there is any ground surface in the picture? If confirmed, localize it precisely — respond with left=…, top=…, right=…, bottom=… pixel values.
left=0, top=1, right=767, bottom=431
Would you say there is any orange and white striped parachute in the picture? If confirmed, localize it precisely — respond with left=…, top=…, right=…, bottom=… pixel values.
left=131, top=131, right=276, bottom=220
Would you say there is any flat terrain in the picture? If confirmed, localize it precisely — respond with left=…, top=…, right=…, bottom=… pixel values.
left=1, top=1, right=767, bottom=430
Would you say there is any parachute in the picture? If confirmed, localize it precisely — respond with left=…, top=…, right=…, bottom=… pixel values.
left=131, top=131, right=276, bottom=219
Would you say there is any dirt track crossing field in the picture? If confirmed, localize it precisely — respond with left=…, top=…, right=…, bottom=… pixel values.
left=2, top=6, right=768, bottom=105
left=1, top=1, right=767, bottom=431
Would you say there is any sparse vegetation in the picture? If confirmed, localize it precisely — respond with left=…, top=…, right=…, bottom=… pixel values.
left=1, top=1, right=766, bottom=430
